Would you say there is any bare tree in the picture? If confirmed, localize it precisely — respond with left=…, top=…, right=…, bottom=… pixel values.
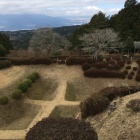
left=79, top=28, right=123, bottom=59
left=29, top=28, right=71, bottom=56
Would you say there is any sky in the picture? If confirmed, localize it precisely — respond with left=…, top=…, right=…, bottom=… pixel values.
left=0, top=0, right=139, bottom=17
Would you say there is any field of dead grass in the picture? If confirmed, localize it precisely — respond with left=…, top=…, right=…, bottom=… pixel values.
left=0, top=63, right=140, bottom=140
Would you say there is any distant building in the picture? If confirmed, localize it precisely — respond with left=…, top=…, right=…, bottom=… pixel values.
left=134, top=41, right=140, bottom=52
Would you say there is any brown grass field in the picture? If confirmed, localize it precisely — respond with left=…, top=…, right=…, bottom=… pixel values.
left=0, top=63, right=140, bottom=140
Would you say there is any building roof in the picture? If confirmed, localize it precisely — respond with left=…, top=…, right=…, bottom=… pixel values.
left=134, top=41, right=140, bottom=49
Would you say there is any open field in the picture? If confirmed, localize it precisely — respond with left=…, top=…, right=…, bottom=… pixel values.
left=0, top=64, right=140, bottom=139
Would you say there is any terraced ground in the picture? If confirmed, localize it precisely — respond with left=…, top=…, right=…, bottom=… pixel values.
left=0, top=63, right=139, bottom=140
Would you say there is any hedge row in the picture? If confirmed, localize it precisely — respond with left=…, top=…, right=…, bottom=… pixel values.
left=0, top=72, right=40, bottom=105
left=26, top=117, right=98, bottom=140
left=84, top=68, right=125, bottom=79
left=80, top=95, right=110, bottom=119
left=80, top=85, right=140, bottom=118
left=0, top=60, right=11, bottom=69
left=99, top=86, right=140, bottom=101
left=66, top=57, right=99, bottom=65
left=8, top=57, right=52, bottom=65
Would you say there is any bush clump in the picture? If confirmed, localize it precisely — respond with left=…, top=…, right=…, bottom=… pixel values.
left=99, top=86, right=140, bottom=101
left=135, top=75, right=140, bottom=81
left=31, top=57, right=52, bottom=65
left=123, top=70, right=128, bottom=75
left=24, top=79, right=32, bottom=87
left=32, top=72, right=40, bottom=79
left=126, top=99, right=140, bottom=112
left=129, top=71, right=135, bottom=76
left=84, top=68, right=125, bottom=79
left=12, top=89, right=23, bottom=100
left=126, top=60, right=131, bottom=64
left=94, top=61, right=108, bottom=69
left=82, top=63, right=91, bottom=71
left=18, top=82, right=28, bottom=92
left=9, top=57, right=31, bottom=65
left=133, top=67, right=138, bottom=71
left=25, top=117, right=98, bottom=140
left=27, top=74, right=36, bottom=83
left=109, top=59, right=116, bottom=65
left=125, top=65, right=131, bottom=70
left=117, top=60, right=125, bottom=67
left=127, top=75, right=133, bottom=79
left=80, top=95, right=110, bottom=119
left=0, top=96, right=9, bottom=105
left=0, top=60, right=12, bottom=69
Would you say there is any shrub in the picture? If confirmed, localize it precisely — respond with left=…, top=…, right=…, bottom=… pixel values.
left=25, top=117, right=98, bottom=140
left=9, top=57, right=31, bottom=65
left=0, top=60, right=12, bottom=69
left=127, top=75, right=133, bottom=79
left=24, top=79, right=32, bottom=87
left=94, top=61, right=108, bottom=69
left=135, top=75, right=140, bottom=81
left=106, top=64, right=121, bottom=71
left=109, top=59, right=116, bottom=65
left=12, top=89, right=23, bottom=100
left=80, top=95, right=109, bottom=119
left=27, top=74, right=36, bottom=82
left=125, top=65, right=131, bottom=70
left=99, top=86, right=140, bottom=101
left=32, top=72, right=40, bottom=79
left=18, top=82, right=28, bottom=92
left=117, top=60, right=125, bottom=67
left=0, top=96, right=9, bottom=105
left=129, top=71, right=135, bottom=76
left=66, top=57, right=85, bottom=65
left=133, top=67, right=138, bottom=71
left=31, top=57, right=52, bottom=65
left=126, top=60, right=131, bottom=64
left=123, top=70, right=128, bottom=75
left=82, top=63, right=91, bottom=71
left=84, top=68, right=125, bottom=79
left=126, top=99, right=140, bottom=112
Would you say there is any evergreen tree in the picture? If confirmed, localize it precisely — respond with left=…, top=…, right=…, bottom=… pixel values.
left=124, top=0, right=138, bottom=8
left=124, top=36, right=134, bottom=52
left=0, top=32, right=13, bottom=54
left=0, top=44, right=6, bottom=57
left=110, top=3, right=140, bottom=41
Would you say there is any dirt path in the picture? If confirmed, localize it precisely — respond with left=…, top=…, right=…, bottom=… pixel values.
left=0, top=65, right=81, bottom=139
left=0, top=64, right=139, bottom=139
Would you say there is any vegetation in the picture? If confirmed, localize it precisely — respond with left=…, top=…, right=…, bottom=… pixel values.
left=18, top=82, right=28, bottom=93
left=0, top=96, right=9, bottom=105
left=0, top=32, right=13, bottom=54
left=24, top=79, right=32, bottom=87
left=27, top=74, right=36, bottom=83
left=0, top=60, right=12, bottom=69
left=126, top=98, right=140, bottom=111
left=25, top=117, right=98, bottom=140
left=12, top=89, right=23, bottom=100
left=79, top=28, right=122, bottom=59
left=80, top=95, right=110, bottom=118
left=29, top=28, right=71, bottom=56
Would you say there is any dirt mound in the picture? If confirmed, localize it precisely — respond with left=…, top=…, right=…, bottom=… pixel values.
left=88, top=92, right=140, bottom=140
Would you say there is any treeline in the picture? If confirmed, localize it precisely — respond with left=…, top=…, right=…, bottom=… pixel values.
left=70, top=0, right=140, bottom=48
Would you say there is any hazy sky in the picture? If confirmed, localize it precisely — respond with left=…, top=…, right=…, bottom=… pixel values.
left=0, top=0, right=139, bottom=17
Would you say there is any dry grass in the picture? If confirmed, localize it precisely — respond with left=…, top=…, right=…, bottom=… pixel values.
left=0, top=101, right=40, bottom=130
left=49, top=105, right=80, bottom=118
left=27, top=78, right=58, bottom=100
left=0, top=64, right=140, bottom=139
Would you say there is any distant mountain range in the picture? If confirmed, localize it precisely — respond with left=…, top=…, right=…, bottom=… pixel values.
left=0, top=14, right=90, bottom=31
